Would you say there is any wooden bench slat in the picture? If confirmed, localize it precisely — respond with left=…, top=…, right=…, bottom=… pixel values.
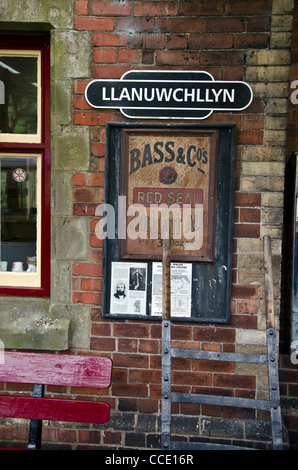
left=0, top=395, right=110, bottom=424
left=0, top=352, right=112, bottom=389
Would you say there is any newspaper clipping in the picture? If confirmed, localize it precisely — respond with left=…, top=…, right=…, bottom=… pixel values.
left=152, top=263, right=192, bottom=317
left=110, top=262, right=147, bottom=315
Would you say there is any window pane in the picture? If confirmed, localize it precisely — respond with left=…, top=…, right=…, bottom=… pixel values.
left=0, top=55, right=38, bottom=135
left=0, top=156, right=37, bottom=272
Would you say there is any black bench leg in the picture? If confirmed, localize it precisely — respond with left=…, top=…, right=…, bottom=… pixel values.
left=28, top=384, right=44, bottom=449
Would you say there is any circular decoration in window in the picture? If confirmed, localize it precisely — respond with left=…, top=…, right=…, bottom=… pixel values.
left=13, top=168, right=26, bottom=182
left=159, top=166, right=177, bottom=185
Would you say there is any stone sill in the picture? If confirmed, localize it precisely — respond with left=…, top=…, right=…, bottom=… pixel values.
left=0, top=298, right=70, bottom=351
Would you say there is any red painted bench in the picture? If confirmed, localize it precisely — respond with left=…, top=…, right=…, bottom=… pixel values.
left=0, top=351, right=112, bottom=449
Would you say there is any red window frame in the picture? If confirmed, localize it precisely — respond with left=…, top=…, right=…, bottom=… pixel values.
left=0, top=34, right=51, bottom=297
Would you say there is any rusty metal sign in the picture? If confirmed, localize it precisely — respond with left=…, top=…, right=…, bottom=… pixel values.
left=120, top=128, right=218, bottom=262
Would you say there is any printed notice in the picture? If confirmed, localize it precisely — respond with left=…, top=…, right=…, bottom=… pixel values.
left=110, top=262, right=147, bottom=315
left=151, top=263, right=192, bottom=317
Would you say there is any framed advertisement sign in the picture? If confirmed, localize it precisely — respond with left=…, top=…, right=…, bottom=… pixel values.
left=102, top=123, right=236, bottom=324
left=119, top=128, right=218, bottom=262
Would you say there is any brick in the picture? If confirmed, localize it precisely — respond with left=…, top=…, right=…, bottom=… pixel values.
left=200, top=51, right=245, bottom=66
left=90, top=337, right=115, bottom=351
left=246, top=65, right=289, bottom=82
left=125, top=432, right=146, bottom=448
left=241, top=176, right=284, bottom=192
left=144, top=34, right=165, bottom=49
left=73, top=188, right=95, bottom=202
left=180, top=1, right=224, bottom=16
left=142, top=51, right=154, bottom=64
left=91, top=322, right=110, bottom=336
left=75, top=16, right=115, bottom=31
left=237, top=131, right=264, bottom=145
left=237, top=299, right=259, bottom=314
left=189, top=34, right=211, bottom=50
left=73, top=263, right=102, bottom=277
left=112, top=383, right=148, bottom=397
left=75, top=1, right=88, bottom=16
left=156, top=50, right=199, bottom=66
left=73, top=95, right=92, bottom=110
left=242, top=115, right=264, bottom=130
left=90, top=1, right=131, bottom=16
left=242, top=146, right=285, bottom=162
left=114, top=323, right=150, bottom=338
left=118, top=338, right=138, bottom=352
left=74, top=112, right=113, bottom=126
left=58, top=429, right=77, bottom=443
left=234, top=193, right=261, bottom=207
left=167, top=35, right=188, bottom=49
left=156, top=17, right=201, bottom=33
left=201, top=17, right=245, bottom=33
left=234, top=33, right=269, bottom=49
left=92, top=64, right=130, bottom=78
left=192, top=359, right=234, bottom=373
left=246, top=49, right=291, bottom=65
left=90, top=233, right=103, bottom=247
left=118, top=49, right=138, bottom=63
left=73, top=173, right=86, bottom=186
left=211, top=34, right=233, bottom=49
left=73, top=79, right=90, bottom=94
left=113, top=353, right=149, bottom=369
left=93, top=48, right=117, bottom=63
left=73, top=292, right=101, bottom=304
left=79, top=430, right=101, bottom=444
left=214, top=373, right=256, bottom=389
left=139, top=399, right=158, bottom=414
left=247, top=16, right=271, bottom=32
left=230, top=315, right=258, bottom=329
left=0, top=426, right=14, bottom=439
left=134, top=1, right=178, bottom=16
left=116, top=17, right=155, bottom=33
left=239, top=208, right=261, bottom=223
left=93, top=32, right=127, bottom=47
left=225, top=0, right=271, bottom=15
left=139, top=339, right=159, bottom=354
left=73, top=203, right=99, bottom=216
left=91, top=173, right=105, bottom=186
left=262, top=192, right=284, bottom=207
left=172, top=371, right=212, bottom=386
left=234, top=223, right=260, bottom=238
left=262, top=207, right=283, bottom=224
left=129, top=370, right=161, bottom=384
left=103, top=431, right=122, bottom=445
left=81, top=278, right=102, bottom=291
left=171, top=326, right=192, bottom=341
left=193, top=327, right=235, bottom=343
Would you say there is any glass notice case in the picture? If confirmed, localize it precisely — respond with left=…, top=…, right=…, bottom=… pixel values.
left=283, top=152, right=298, bottom=355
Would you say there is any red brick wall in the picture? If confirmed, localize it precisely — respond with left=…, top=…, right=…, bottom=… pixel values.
left=57, top=0, right=293, bottom=450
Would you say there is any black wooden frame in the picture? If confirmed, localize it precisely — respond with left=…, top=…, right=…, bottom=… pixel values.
left=102, top=123, right=236, bottom=323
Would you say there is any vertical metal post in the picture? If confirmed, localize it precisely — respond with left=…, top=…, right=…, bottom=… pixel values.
left=267, top=328, right=283, bottom=450
left=264, top=235, right=283, bottom=449
left=161, top=238, right=171, bottom=449
left=264, top=235, right=275, bottom=329
left=27, top=384, right=44, bottom=449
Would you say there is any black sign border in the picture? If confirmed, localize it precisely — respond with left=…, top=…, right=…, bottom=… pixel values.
left=102, top=123, right=236, bottom=324
left=85, top=70, right=253, bottom=120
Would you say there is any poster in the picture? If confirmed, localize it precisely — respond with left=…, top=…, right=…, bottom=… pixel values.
left=110, top=262, right=147, bottom=315
left=151, top=263, right=192, bottom=317
left=119, top=128, right=218, bottom=262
